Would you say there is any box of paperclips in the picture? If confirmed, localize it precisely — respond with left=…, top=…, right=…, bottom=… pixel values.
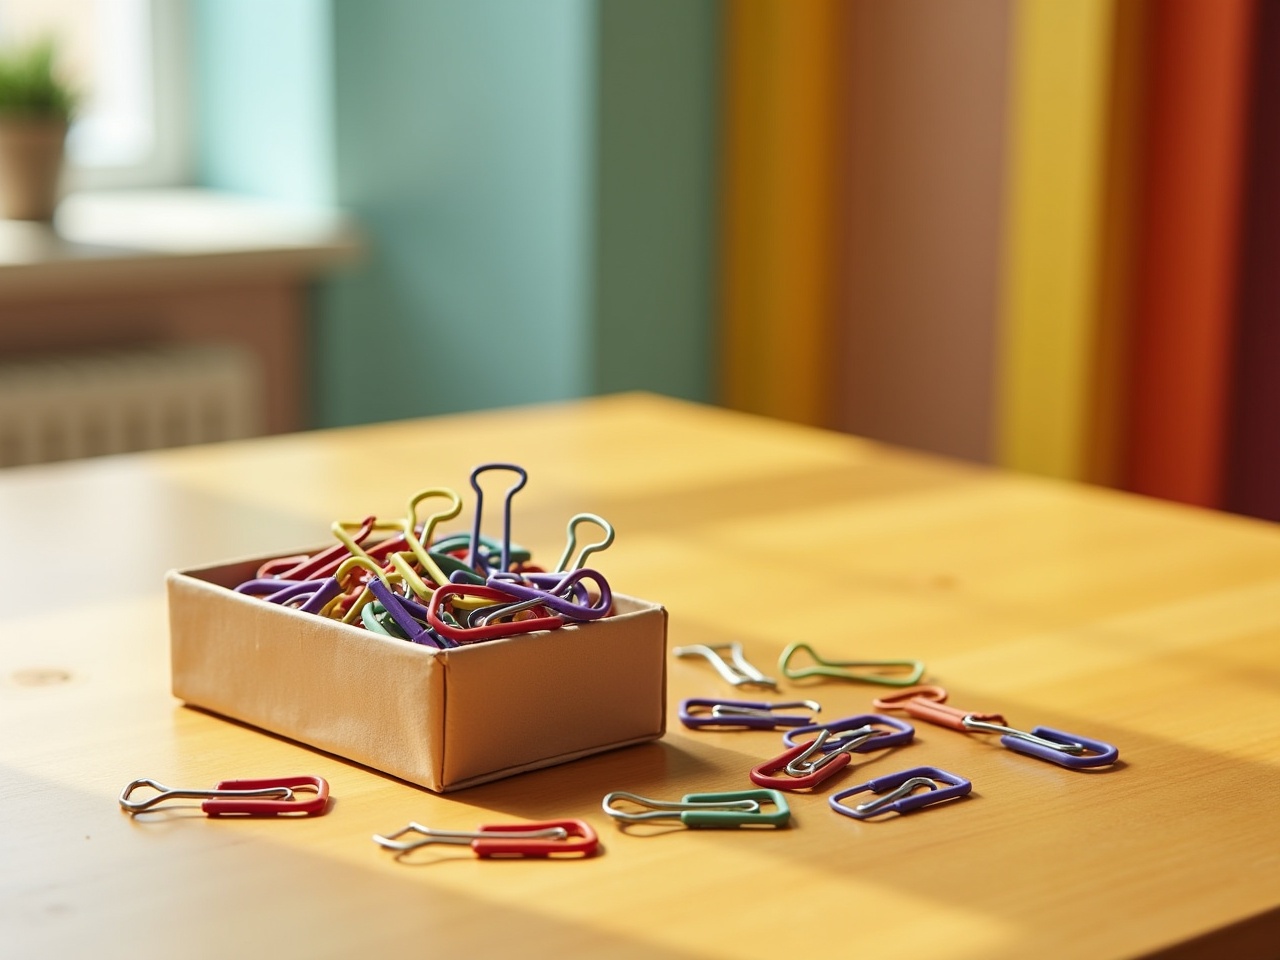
left=166, top=472, right=668, bottom=792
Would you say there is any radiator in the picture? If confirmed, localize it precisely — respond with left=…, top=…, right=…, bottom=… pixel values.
left=0, top=343, right=264, bottom=467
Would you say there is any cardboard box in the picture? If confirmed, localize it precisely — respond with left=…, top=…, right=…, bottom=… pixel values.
left=167, top=555, right=668, bottom=792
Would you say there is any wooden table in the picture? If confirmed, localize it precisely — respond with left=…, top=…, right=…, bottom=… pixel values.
left=1, top=393, right=1276, bottom=959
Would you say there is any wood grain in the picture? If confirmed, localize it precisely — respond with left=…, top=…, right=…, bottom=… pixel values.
left=0, top=393, right=1276, bottom=959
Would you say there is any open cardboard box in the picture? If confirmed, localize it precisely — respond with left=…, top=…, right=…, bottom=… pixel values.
left=167, top=554, right=668, bottom=792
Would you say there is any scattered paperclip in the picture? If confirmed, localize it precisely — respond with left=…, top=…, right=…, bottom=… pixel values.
left=602, top=789, right=790, bottom=829
left=119, top=775, right=330, bottom=816
left=672, top=642, right=778, bottom=689
left=752, top=714, right=916, bottom=790
left=679, top=698, right=821, bottom=730
left=873, top=686, right=1120, bottom=769
left=778, top=641, right=925, bottom=687
left=829, top=766, right=971, bottom=820
left=373, top=819, right=598, bottom=858
left=751, top=732, right=854, bottom=791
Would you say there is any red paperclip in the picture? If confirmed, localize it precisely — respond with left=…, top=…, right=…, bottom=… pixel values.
left=201, top=776, right=330, bottom=816
left=427, top=583, right=563, bottom=643
left=872, top=686, right=1006, bottom=732
left=119, top=775, right=330, bottom=817
left=750, top=742, right=851, bottom=791
left=373, top=819, right=598, bottom=858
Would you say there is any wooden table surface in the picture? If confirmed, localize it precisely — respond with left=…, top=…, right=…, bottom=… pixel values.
left=1, top=393, right=1276, bottom=959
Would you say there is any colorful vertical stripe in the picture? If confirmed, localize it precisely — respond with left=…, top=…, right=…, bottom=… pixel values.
left=720, top=0, right=848, bottom=427
left=714, top=0, right=1279, bottom=521
left=995, top=0, right=1115, bottom=481
left=1124, top=0, right=1256, bottom=508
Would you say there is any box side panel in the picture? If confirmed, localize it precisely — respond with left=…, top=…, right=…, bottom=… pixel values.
left=167, top=571, right=444, bottom=791
left=440, top=598, right=667, bottom=787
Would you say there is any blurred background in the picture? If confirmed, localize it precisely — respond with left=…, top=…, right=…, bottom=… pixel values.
left=0, top=0, right=1276, bottom=522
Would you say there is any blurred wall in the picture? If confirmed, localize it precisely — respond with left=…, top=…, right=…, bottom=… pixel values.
left=195, top=0, right=718, bottom=428
left=194, top=0, right=1280, bottom=521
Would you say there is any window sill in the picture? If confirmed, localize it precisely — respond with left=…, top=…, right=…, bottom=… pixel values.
left=0, top=188, right=362, bottom=301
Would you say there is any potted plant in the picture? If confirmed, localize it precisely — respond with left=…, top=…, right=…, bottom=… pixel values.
left=0, top=38, right=76, bottom=221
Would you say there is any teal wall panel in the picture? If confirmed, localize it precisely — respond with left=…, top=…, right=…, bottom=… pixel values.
left=592, top=0, right=719, bottom=402
left=194, top=0, right=335, bottom=205
left=194, top=0, right=719, bottom=428
left=317, top=0, right=595, bottom=426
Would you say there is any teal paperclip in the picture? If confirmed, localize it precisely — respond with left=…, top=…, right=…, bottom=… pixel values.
left=361, top=601, right=409, bottom=640
left=778, top=642, right=925, bottom=687
left=601, top=789, right=790, bottom=829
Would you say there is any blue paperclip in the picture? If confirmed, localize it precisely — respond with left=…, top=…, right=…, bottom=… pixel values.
left=829, top=766, right=971, bottom=820
left=962, top=719, right=1119, bottom=769
left=468, top=463, right=528, bottom=573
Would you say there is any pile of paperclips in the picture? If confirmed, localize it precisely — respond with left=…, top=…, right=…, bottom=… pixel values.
left=607, top=639, right=1122, bottom=828
left=231, top=462, right=616, bottom=648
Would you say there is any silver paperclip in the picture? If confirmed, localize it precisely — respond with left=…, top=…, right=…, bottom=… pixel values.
left=852, top=776, right=938, bottom=817
left=119, top=777, right=293, bottom=812
left=783, top=726, right=882, bottom=777
left=960, top=716, right=1085, bottom=754
left=672, top=642, right=778, bottom=689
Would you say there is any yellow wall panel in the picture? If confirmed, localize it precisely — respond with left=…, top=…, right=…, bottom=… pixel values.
left=997, top=0, right=1115, bottom=479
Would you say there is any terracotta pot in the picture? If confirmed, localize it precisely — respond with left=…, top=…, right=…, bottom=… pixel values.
left=0, top=117, right=67, bottom=221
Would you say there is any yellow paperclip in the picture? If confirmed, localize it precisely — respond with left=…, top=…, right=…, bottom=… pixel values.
left=398, top=487, right=463, bottom=589
left=331, top=517, right=404, bottom=563
left=319, top=556, right=395, bottom=623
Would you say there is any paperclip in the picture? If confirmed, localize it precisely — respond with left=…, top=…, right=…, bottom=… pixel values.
left=753, top=715, right=915, bottom=790
left=373, top=819, right=598, bottom=858
left=468, top=463, right=528, bottom=573
left=751, top=731, right=854, bottom=790
left=679, top=698, right=820, bottom=730
left=430, top=532, right=532, bottom=573
left=873, top=687, right=1119, bottom=769
left=781, top=713, right=916, bottom=754
left=963, top=718, right=1120, bottom=769
left=602, top=789, right=790, bottom=828
left=829, top=766, right=970, bottom=820
left=387, top=487, right=464, bottom=589
left=485, top=567, right=613, bottom=622
left=554, top=513, right=615, bottom=572
left=778, top=642, right=925, bottom=687
left=119, top=775, right=329, bottom=816
left=360, top=599, right=408, bottom=639
left=428, top=582, right=563, bottom=643
left=365, top=578, right=453, bottom=648
left=672, top=642, right=778, bottom=689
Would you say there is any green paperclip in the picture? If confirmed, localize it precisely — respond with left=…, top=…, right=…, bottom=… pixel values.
left=778, top=642, right=925, bottom=687
left=603, top=788, right=791, bottom=829
left=679, top=789, right=790, bottom=828
left=430, top=533, right=533, bottom=568
left=361, top=601, right=409, bottom=640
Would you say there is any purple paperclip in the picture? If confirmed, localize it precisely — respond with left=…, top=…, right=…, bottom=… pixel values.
left=509, top=571, right=593, bottom=605
left=296, top=578, right=342, bottom=615
left=254, top=579, right=329, bottom=607
left=486, top=568, right=612, bottom=621
left=680, top=698, right=820, bottom=730
left=783, top=714, right=915, bottom=753
left=234, top=578, right=308, bottom=597
left=365, top=579, right=452, bottom=649
left=830, top=766, right=971, bottom=820
left=999, top=725, right=1119, bottom=769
